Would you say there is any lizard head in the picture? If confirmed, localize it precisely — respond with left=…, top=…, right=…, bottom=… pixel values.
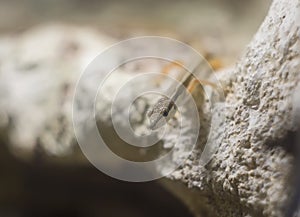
left=147, top=96, right=177, bottom=130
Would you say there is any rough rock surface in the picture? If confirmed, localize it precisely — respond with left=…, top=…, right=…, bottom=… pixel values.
left=162, top=0, right=300, bottom=216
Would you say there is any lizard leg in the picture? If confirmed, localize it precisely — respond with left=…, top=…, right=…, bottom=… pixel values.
left=204, top=53, right=223, bottom=71
left=187, top=77, right=218, bottom=93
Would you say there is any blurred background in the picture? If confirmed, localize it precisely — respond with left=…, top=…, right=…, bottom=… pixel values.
left=0, top=0, right=270, bottom=217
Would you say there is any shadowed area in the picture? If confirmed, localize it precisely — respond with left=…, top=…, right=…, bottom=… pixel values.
left=0, top=141, right=194, bottom=217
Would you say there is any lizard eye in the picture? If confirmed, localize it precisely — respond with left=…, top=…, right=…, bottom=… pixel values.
left=162, top=110, right=169, bottom=117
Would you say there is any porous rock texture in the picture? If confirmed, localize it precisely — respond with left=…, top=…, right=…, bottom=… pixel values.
left=162, top=0, right=300, bottom=216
